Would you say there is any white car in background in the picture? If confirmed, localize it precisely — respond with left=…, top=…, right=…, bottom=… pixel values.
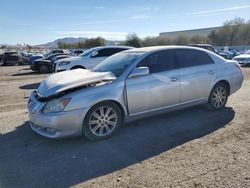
left=233, top=50, right=250, bottom=66
left=54, top=46, right=133, bottom=72
left=47, top=49, right=70, bottom=57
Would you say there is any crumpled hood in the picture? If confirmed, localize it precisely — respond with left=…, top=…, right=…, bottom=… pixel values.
left=37, top=69, right=116, bottom=98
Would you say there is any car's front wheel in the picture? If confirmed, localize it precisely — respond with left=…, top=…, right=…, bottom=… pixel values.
left=83, top=101, right=122, bottom=141
left=207, top=83, right=229, bottom=110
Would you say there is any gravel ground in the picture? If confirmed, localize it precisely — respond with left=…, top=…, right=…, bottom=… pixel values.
left=0, top=65, right=249, bottom=188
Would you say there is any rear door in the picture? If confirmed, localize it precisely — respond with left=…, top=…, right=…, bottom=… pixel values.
left=176, top=49, right=217, bottom=103
left=126, top=50, right=181, bottom=115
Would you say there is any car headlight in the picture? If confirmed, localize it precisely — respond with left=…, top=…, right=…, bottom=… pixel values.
left=59, top=61, right=71, bottom=66
left=43, top=98, right=71, bottom=113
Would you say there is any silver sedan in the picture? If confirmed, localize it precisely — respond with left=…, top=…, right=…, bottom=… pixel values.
left=28, top=46, right=244, bottom=141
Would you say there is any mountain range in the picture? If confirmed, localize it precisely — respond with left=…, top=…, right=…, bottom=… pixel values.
left=1, top=37, right=119, bottom=49
left=37, top=37, right=87, bottom=48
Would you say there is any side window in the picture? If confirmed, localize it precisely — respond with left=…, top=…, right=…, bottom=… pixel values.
left=95, top=48, right=127, bottom=57
left=176, top=49, right=214, bottom=68
left=138, top=50, right=176, bottom=73
left=94, top=49, right=108, bottom=57
left=110, top=48, right=127, bottom=55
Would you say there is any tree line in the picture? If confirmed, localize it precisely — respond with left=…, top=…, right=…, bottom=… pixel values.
left=58, top=17, right=250, bottom=49
left=58, top=37, right=106, bottom=49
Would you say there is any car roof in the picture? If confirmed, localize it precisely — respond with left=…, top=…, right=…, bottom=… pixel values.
left=93, top=46, right=134, bottom=50
left=126, top=45, right=211, bottom=53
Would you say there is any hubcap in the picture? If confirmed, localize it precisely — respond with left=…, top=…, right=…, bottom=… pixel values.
left=89, top=106, right=117, bottom=136
left=212, top=86, right=227, bottom=108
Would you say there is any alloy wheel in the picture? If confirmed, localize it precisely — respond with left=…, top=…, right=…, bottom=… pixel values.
left=89, top=106, right=117, bottom=136
left=211, top=86, right=227, bottom=108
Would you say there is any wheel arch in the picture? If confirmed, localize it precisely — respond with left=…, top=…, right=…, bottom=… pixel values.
left=214, top=80, right=231, bottom=94
left=86, top=99, right=126, bottom=123
left=71, top=65, right=85, bottom=70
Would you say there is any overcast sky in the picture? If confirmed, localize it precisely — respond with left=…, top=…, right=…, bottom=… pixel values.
left=1, top=0, right=250, bottom=45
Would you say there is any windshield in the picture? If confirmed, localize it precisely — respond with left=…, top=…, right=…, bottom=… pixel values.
left=79, top=48, right=98, bottom=57
left=93, top=52, right=144, bottom=77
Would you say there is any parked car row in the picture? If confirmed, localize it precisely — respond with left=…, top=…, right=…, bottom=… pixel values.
left=31, top=54, right=72, bottom=73
left=54, top=46, right=133, bottom=72
left=188, top=44, right=247, bottom=60
left=1, top=45, right=249, bottom=69
left=26, top=46, right=131, bottom=73
left=27, top=46, right=243, bottom=141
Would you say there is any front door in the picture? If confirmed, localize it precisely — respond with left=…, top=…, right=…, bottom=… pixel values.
left=126, top=50, right=181, bottom=115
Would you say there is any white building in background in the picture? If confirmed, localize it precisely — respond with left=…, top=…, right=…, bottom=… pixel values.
left=159, top=26, right=222, bottom=38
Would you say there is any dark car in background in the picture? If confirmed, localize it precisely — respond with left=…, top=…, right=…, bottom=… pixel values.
left=31, top=53, right=71, bottom=73
left=189, top=44, right=217, bottom=53
left=188, top=44, right=231, bottom=59
left=3, top=51, right=20, bottom=66
left=47, top=49, right=69, bottom=57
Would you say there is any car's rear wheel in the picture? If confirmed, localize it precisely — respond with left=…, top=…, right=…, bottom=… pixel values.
left=83, top=101, right=122, bottom=141
left=207, top=83, right=229, bottom=110
left=39, top=64, right=49, bottom=74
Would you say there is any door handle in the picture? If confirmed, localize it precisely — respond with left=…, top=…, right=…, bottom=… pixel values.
left=209, top=70, right=215, bottom=75
left=170, top=77, right=178, bottom=82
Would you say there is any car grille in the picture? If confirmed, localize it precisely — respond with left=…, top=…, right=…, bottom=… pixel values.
left=28, top=99, right=39, bottom=113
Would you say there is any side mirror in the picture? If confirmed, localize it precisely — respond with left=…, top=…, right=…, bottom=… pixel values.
left=129, top=67, right=149, bottom=78
left=91, top=51, right=98, bottom=58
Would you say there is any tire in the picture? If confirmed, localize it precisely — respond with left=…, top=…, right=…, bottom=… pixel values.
left=83, top=101, right=122, bottom=141
left=207, top=83, right=229, bottom=110
left=39, top=64, right=49, bottom=74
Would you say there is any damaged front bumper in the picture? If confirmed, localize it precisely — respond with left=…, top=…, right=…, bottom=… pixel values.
left=28, top=91, right=88, bottom=138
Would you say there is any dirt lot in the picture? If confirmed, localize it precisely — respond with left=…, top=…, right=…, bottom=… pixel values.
left=0, top=65, right=249, bottom=188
